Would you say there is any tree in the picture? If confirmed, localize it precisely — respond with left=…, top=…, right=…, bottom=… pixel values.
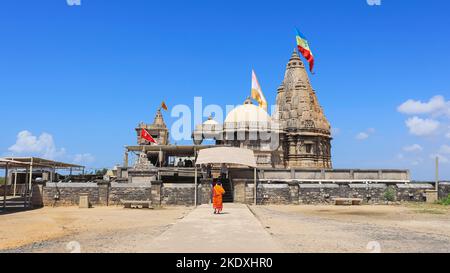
left=95, top=168, right=108, bottom=176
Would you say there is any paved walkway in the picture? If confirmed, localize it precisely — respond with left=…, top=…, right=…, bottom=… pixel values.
left=147, top=204, right=284, bottom=253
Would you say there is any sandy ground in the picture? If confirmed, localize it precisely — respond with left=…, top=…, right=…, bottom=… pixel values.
left=0, top=206, right=191, bottom=253
left=1, top=204, right=449, bottom=253
left=249, top=204, right=450, bottom=253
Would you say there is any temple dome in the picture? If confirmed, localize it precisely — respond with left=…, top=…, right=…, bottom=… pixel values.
left=225, top=98, right=271, bottom=125
left=203, top=116, right=219, bottom=126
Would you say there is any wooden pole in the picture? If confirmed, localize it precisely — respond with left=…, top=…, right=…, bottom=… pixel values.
left=254, top=168, right=257, bottom=206
left=13, top=171, right=17, bottom=197
left=3, top=162, right=8, bottom=210
left=436, top=156, right=439, bottom=192
left=24, top=167, right=28, bottom=208
left=28, top=158, right=33, bottom=192
left=194, top=166, right=198, bottom=207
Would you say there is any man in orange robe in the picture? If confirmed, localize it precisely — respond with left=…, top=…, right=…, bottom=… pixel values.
left=212, top=182, right=225, bottom=214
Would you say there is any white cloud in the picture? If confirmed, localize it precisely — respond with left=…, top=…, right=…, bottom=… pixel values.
left=8, top=130, right=65, bottom=159
left=7, top=130, right=95, bottom=166
left=398, top=95, right=450, bottom=117
left=355, top=128, right=375, bottom=140
left=403, top=144, right=423, bottom=152
left=446, top=132, right=450, bottom=139
left=405, top=117, right=440, bottom=136
left=356, top=132, right=369, bottom=140
left=439, top=144, right=450, bottom=154
left=73, top=153, right=95, bottom=164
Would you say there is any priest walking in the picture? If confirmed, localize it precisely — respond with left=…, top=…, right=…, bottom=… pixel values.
left=212, top=181, right=225, bottom=214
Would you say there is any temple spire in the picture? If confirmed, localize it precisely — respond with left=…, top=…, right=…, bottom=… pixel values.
left=153, top=108, right=167, bottom=128
left=287, top=48, right=305, bottom=69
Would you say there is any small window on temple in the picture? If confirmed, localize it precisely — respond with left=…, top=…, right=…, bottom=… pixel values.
left=306, top=144, right=312, bottom=154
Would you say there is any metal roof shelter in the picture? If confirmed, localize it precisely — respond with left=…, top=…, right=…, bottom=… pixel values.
left=194, top=147, right=258, bottom=206
left=126, top=145, right=217, bottom=157
left=1, top=159, right=30, bottom=210
left=3, top=157, right=84, bottom=169
left=1, top=158, right=85, bottom=210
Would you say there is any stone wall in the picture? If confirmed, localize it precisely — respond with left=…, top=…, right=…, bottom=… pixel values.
left=43, top=183, right=100, bottom=207
left=396, top=184, right=433, bottom=202
left=232, top=179, right=445, bottom=205
left=161, top=183, right=195, bottom=205
left=439, top=182, right=450, bottom=199
left=40, top=180, right=450, bottom=207
left=42, top=180, right=211, bottom=207
left=231, top=168, right=410, bottom=181
left=108, top=182, right=152, bottom=206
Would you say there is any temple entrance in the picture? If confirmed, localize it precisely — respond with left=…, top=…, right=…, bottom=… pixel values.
left=195, top=147, right=258, bottom=206
left=220, top=178, right=234, bottom=203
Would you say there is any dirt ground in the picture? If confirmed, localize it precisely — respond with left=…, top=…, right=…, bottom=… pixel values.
left=0, top=206, right=191, bottom=253
left=1, top=204, right=449, bottom=253
left=250, top=204, right=450, bottom=253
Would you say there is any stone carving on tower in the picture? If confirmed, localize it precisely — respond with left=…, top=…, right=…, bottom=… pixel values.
left=136, top=108, right=169, bottom=146
left=276, top=50, right=332, bottom=169
left=133, top=146, right=156, bottom=170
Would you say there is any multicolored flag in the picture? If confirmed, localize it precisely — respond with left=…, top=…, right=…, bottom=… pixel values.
left=295, top=28, right=315, bottom=73
left=140, top=128, right=157, bottom=144
left=251, top=69, right=268, bottom=111
left=161, top=101, right=168, bottom=111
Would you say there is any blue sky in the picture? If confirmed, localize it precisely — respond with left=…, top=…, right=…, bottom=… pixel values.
left=1, top=0, right=449, bottom=179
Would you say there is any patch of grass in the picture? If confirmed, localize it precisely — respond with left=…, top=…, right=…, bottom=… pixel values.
left=438, top=195, right=450, bottom=206
left=407, top=202, right=449, bottom=214
left=414, top=208, right=446, bottom=215
left=384, top=187, right=396, bottom=202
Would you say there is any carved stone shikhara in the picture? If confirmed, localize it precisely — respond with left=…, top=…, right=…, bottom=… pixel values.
left=275, top=50, right=332, bottom=169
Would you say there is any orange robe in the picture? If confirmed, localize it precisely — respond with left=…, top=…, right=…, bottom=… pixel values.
left=212, top=185, right=225, bottom=210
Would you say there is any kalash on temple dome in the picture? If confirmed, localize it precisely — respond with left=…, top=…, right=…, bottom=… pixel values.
left=127, top=49, right=332, bottom=170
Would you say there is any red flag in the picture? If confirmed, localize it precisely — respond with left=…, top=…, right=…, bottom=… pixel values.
left=296, top=28, right=315, bottom=73
left=161, top=101, right=168, bottom=111
left=140, top=129, right=157, bottom=144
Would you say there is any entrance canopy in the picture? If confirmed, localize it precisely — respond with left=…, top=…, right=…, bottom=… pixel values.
left=195, top=147, right=257, bottom=168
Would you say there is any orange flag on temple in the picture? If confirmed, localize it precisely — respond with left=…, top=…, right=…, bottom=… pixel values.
left=161, top=101, right=168, bottom=111
left=141, top=129, right=157, bottom=144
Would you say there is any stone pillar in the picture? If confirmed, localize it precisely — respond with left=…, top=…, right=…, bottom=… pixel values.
left=425, top=190, right=438, bottom=204
left=289, top=183, right=299, bottom=205
left=151, top=180, right=162, bottom=207
left=199, top=179, right=212, bottom=205
left=97, top=180, right=110, bottom=206
left=233, top=179, right=246, bottom=204
left=290, top=169, right=296, bottom=179
left=31, top=181, right=45, bottom=208
left=123, top=150, right=129, bottom=168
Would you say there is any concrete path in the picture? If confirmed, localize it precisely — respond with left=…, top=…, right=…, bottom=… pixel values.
left=146, top=204, right=284, bottom=253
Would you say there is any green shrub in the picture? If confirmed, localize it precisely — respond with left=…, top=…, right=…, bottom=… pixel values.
left=438, top=195, right=450, bottom=206
left=0, top=177, right=5, bottom=185
left=384, top=187, right=396, bottom=202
